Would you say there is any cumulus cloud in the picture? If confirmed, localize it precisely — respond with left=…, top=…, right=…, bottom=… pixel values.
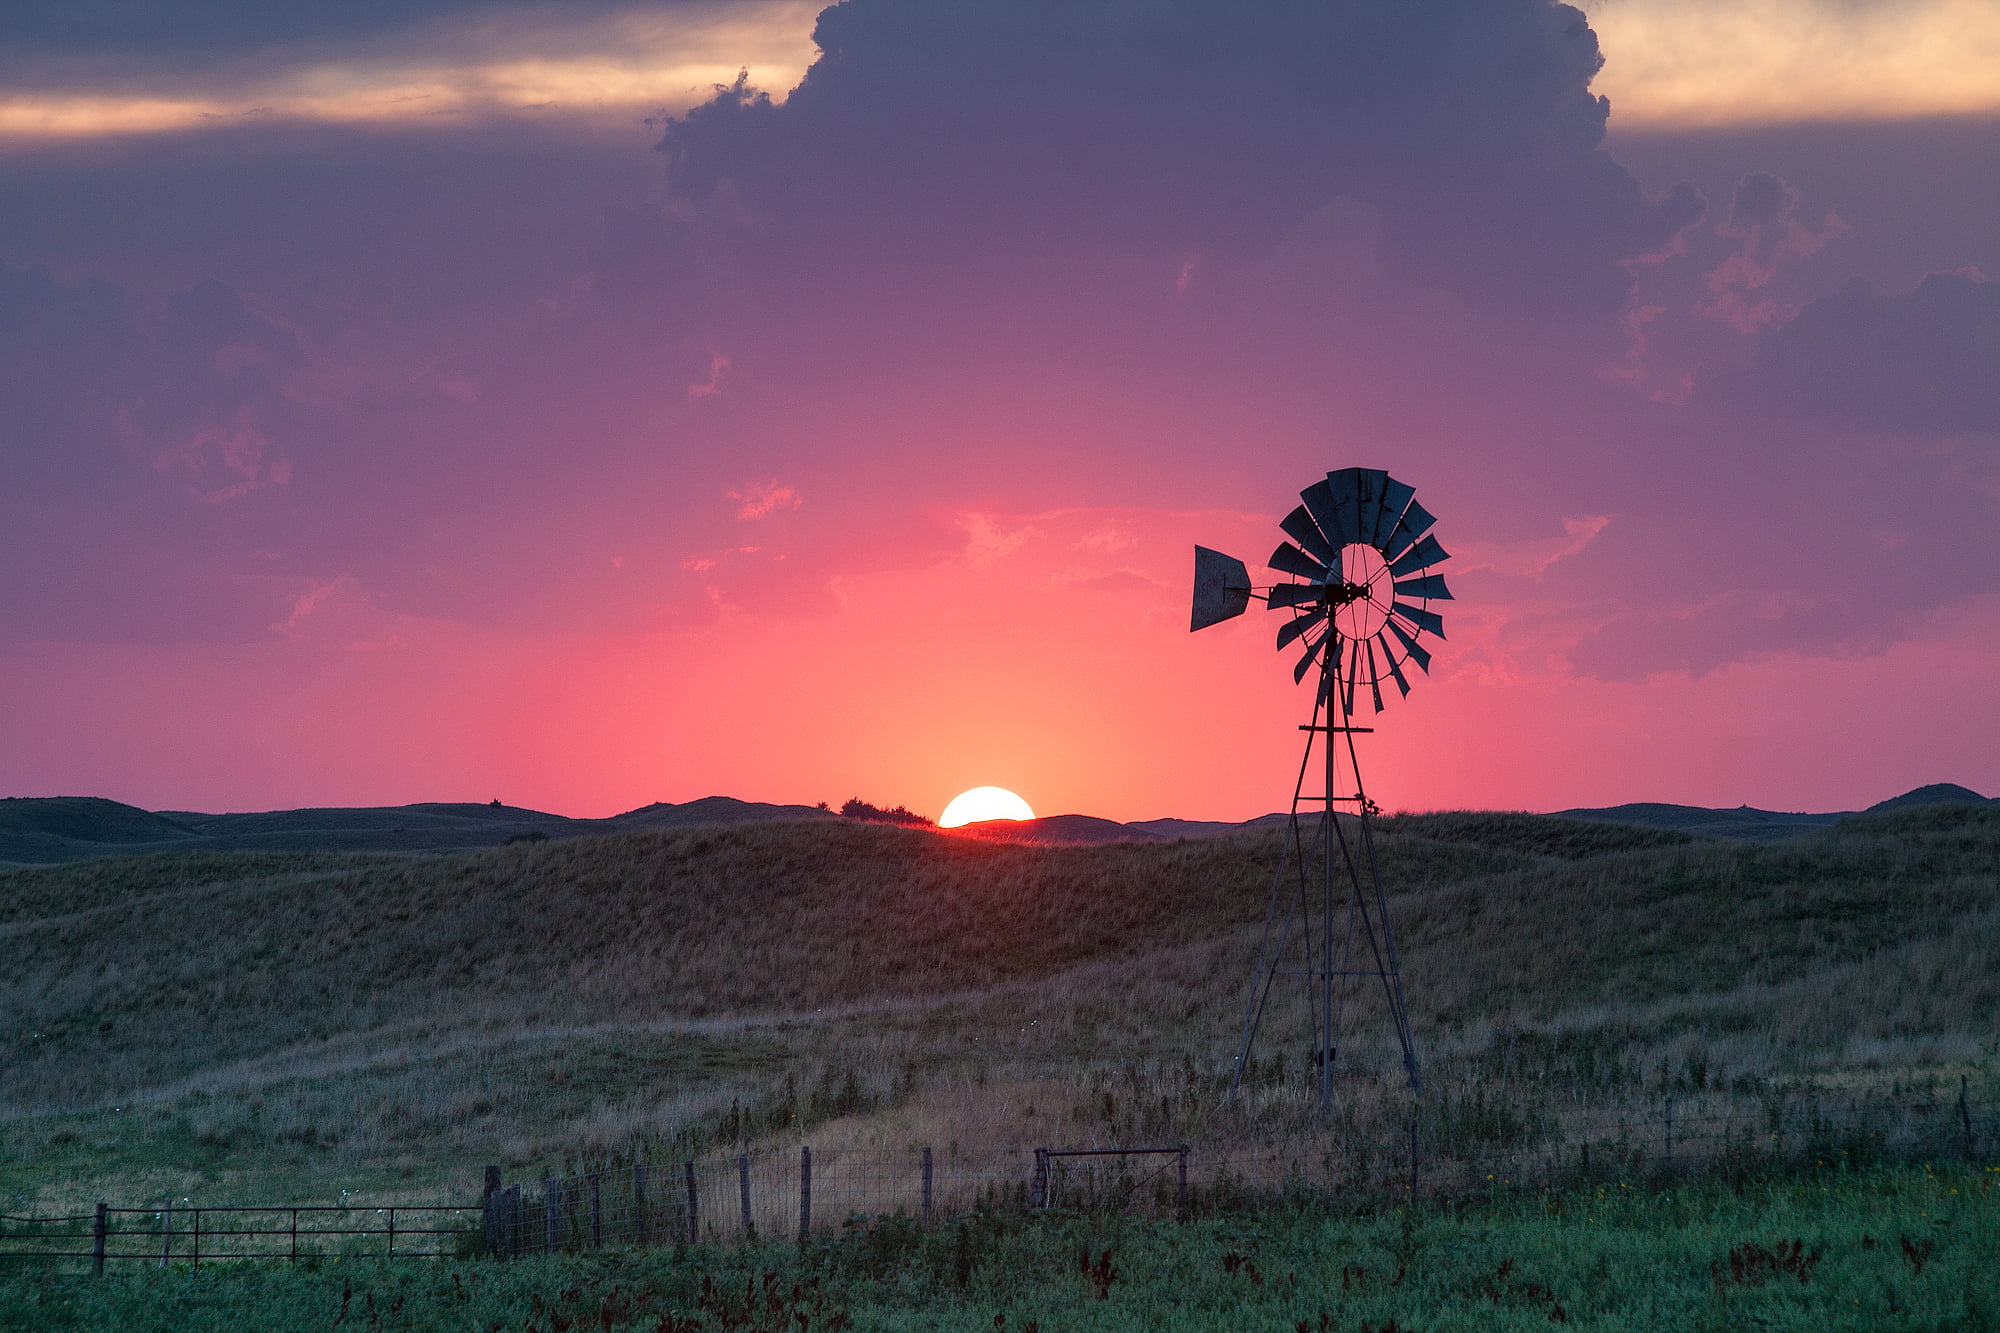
left=655, top=0, right=1702, bottom=328
left=1701, top=172, right=1846, bottom=333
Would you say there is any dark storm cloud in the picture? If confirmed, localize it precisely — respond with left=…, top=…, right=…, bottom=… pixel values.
left=656, top=0, right=1701, bottom=325
left=0, top=262, right=320, bottom=643
left=1729, top=271, right=2000, bottom=435
left=0, top=260, right=134, bottom=489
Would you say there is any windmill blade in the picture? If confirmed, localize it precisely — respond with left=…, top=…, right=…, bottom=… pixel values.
left=1293, top=633, right=1325, bottom=683
left=1378, top=633, right=1412, bottom=695
left=1275, top=605, right=1326, bottom=650
left=1392, top=573, right=1453, bottom=601
left=1353, top=469, right=1390, bottom=548
left=1326, top=468, right=1363, bottom=546
left=1269, top=541, right=1330, bottom=581
left=1385, top=617, right=1433, bottom=672
left=1390, top=600, right=1447, bottom=639
left=1268, top=581, right=1323, bottom=609
left=1280, top=504, right=1337, bottom=565
left=1382, top=499, right=1437, bottom=560
left=1387, top=533, right=1449, bottom=578
left=1300, top=478, right=1340, bottom=555
left=1372, top=476, right=1416, bottom=547
left=1365, top=636, right=1385, bottom=713
left=1191, top=546, right=1253, bottom=630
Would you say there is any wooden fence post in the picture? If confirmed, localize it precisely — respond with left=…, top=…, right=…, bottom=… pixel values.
left=160, top=1201, right=172, bottom=1268
left=633, top=1164, right=649, bottom=1246
left=738, top=1154, right=753, bottom=1238
left=1177, top=1146, right=1190, bottom=1221
left=545, top=1179, right=560, bottom=1253
left=588, top=1172, right=602, bottom=1249
left=921, top=1147, right=933, bottom=1224
left=92, top=1203, right=106, bottom=1276
left=798, top=1147, right=811, bottom=1244
left=1032, top=1149, right=1049, bottom=1210
left=684, top=1161, right=699, bottom=1245
left=483, top=1166, right=502, bottom=1257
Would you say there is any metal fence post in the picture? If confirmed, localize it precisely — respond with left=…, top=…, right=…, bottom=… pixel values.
left=1665, top=1095, right=1675, bottom=1171
left=386, top=1207, right=396, bottom=1260
left=191, top=1208, right=200, bottom=1268
left=1177, top=1146, right=1190, bottom=1221
left=588, top=1172, right=602, bottom=1249
left=798, top=1147, right=812, bottom=1244
left=921, top=1146, right=934, bottom=1224
left=545, top=1179, right=560, bottom=1253
left=684, top=1161, right=699, bottom=1245
left=290, top=1208, right=299, bottom=1263
left=160, top=1201, right=172, bottom=1268
left=739, top=1154, right=753, bottom=1238
left=92, top=1203, right=106, bottom=1276
left=633, top=1164, right=649, bottom=1246
left=1032, top=1148, right=1049, bottom=1210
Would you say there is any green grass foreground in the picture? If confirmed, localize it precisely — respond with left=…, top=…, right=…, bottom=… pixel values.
left=6, top=1167, right=1993, bottom=1332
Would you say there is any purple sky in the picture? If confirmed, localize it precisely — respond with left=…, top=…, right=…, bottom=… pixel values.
left=2, top=0, right=1996, bottom=820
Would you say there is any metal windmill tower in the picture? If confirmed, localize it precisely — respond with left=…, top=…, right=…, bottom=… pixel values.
left=1191, top=467, right=1452, bottom=1113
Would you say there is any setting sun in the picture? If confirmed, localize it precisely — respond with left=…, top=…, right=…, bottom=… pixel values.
left=938, top=786, right=1036, bottom=828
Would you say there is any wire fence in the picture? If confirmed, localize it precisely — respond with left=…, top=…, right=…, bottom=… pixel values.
left=1204, top=1076, right=1992, bottom=1201
left=4, top=1079, right=1987, bottom=1271
left=481, top=1081, right=1989, bottom=1256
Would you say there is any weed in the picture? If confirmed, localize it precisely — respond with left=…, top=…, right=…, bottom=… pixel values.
left=1712, top=1239, right=1824, bottom=1288
left=1220, top=1249, right=1264, bottom=1285
left=1077, top=1246, right=1119, bottom=1298
left=1481, top=1258, right=1568, bottom=1322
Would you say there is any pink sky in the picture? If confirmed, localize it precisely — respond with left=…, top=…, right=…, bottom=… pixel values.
left=2, top=0, right=1995, bottom=821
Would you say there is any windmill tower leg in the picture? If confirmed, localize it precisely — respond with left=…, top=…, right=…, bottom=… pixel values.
left=1231, top=633, right=1422, bottom=1113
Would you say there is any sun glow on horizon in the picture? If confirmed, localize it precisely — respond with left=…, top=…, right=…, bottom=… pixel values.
left=938, top=786, right=1035, bottom=828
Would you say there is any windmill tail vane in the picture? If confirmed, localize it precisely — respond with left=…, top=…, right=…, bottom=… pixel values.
left=1190, top=466, right=1449, bottom=1112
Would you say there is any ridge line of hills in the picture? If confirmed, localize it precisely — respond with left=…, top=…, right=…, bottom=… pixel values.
left=0, top=782, right=1991, bottom=867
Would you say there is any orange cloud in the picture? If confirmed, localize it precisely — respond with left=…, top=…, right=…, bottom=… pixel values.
left=0, top=2, right=819, bottom=144
left=1591, top=0, right=2000, bottom=127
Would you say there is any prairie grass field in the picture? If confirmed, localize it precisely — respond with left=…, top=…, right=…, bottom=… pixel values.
left=0, top=804, right=1995, bottom=1297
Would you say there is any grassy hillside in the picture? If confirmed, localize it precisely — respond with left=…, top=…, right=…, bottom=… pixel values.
left=0, top=807, right=1993, bottom=1211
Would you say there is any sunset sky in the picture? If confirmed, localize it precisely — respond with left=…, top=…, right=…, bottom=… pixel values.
left=3, top=0, right=1996, bottom=822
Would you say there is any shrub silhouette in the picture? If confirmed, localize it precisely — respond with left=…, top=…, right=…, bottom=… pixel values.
left=840, top=798, right=934, bottom=828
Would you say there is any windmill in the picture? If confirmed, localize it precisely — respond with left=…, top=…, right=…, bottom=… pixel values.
left=1191, top=467, right=1451, bottom=1113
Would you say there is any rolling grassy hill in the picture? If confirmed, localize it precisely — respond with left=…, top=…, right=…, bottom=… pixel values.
left=0, top=805, right=1993, bottom=1211
left=0, top=795, right=836, bottom=864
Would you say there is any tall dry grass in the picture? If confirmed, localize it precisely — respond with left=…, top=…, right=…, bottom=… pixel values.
left=0, top=804, right=1992, bottom=1207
